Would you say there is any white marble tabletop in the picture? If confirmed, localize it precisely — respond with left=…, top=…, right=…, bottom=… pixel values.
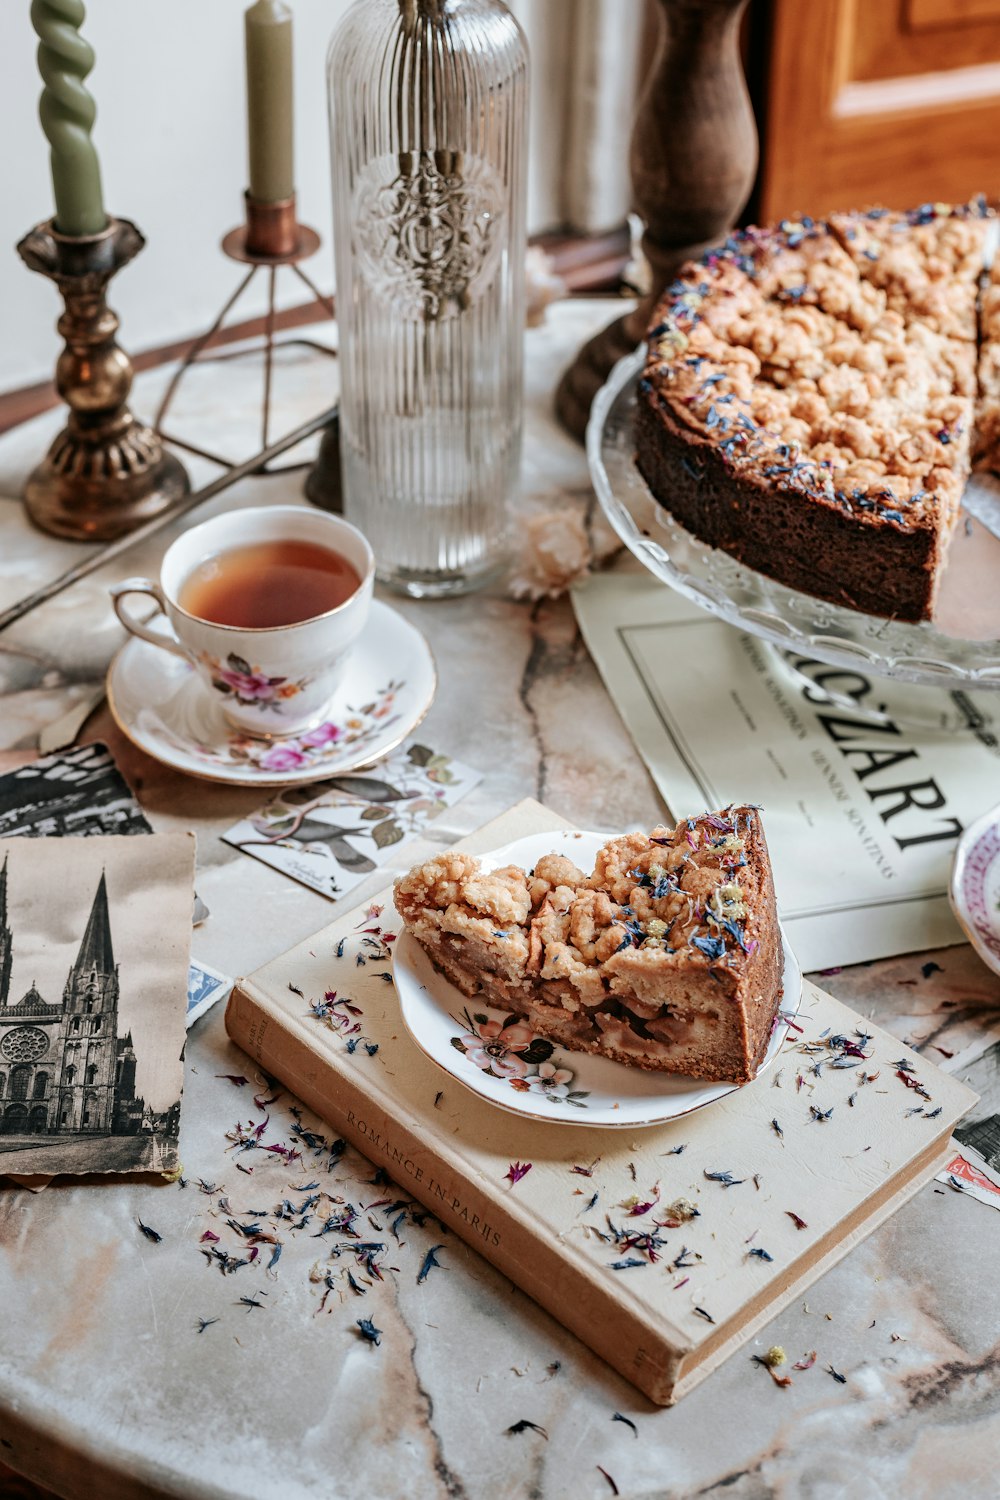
left=1, top=300, right=1000, bottom=1500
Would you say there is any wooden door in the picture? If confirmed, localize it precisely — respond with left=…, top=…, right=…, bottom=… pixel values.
left=758, top=0, right=1000, bottom=219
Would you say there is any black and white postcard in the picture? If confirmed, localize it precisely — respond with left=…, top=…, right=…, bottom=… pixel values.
left=0, top=833, right=195, bottom=1177
left=0, top=742, right=152, bottom=840
left=0, top=742, right=208, bottom=926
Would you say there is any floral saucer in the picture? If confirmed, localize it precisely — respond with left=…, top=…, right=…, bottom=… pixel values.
left=107, top=600, right=436, bottom=786
left=950, top=803, right=1000, bottom=976
left=392, top=829, right=802, bottom=1128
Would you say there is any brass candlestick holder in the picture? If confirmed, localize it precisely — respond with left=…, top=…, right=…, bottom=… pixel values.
left=153, top=192, right=335, bottom=468
left=17, top=216, right=190, bottom=541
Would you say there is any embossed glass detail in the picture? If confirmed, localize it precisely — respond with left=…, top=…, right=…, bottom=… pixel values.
left=353, top=151, right=505, bottom=321
left=1, top=1026, right=49, bottom=1063
left=328, top=0, right=528, bottom=596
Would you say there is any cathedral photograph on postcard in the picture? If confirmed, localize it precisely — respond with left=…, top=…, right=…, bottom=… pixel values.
left=0, top=834, right=194, bottom=1177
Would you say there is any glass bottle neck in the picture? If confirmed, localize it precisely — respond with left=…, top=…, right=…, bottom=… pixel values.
left=399, top=0, right=449, bottom=26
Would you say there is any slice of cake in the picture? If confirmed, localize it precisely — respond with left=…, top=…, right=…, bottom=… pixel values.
left=827, top=204, right=987, bottom=343
left=394, top=806, right=783, bottom=1085
left=635, top=205, right=989, bottom=622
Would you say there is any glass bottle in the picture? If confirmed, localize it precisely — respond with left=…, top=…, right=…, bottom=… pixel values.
left=327, top=0, right=528, bottom=597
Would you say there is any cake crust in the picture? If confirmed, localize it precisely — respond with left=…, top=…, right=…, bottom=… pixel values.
left=394, top=807, right=784, bottom=1085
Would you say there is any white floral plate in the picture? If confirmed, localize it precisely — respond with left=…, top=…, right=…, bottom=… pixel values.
left=106, top=599, right=436, bottom=786
left=950, top=803, right=1000, bottom=977
left=392, top=829, right=802, bottom=1128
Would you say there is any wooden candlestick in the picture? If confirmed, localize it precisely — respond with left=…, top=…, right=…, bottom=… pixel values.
left=555, top=0, right=758, bottom=442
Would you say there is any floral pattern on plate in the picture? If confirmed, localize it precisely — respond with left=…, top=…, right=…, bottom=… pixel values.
left=161, top=680, right=404, bottom=773
left=451, top=1008, right=590, bottom=1108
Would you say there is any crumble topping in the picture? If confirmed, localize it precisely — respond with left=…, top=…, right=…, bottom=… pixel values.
left=828, top=206, right=985, bottom=341
left=395, top=808, right=765, bottom=1009
left=641, top=203, right=990, bottom=536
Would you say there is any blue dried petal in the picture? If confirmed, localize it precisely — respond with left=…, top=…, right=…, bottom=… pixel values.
left=417, top=1245, right=446, bottom=1284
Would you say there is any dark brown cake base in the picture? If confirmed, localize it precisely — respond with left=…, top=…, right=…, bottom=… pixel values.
left=634, top=394, right=945, bottom=623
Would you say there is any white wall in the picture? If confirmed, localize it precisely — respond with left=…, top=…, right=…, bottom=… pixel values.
left=1, top=0, right=353, bottom=392
left=0, top=0, right=638, bottom=394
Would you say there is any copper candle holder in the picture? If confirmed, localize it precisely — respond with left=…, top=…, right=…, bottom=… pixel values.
left=153, top=192, right=335, bottom=467
left=16, top=216, right=190, bottom=542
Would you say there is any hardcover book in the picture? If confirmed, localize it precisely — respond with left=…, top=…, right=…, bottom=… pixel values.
left=225, top=799, right=976, bottom=1404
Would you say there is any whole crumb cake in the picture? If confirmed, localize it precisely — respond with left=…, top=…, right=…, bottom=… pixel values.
left=635, top=202, right=996, bottom=622
left=977, top=251, right=1000, bottom=462
left=394, top=806, right=783, bottom=1085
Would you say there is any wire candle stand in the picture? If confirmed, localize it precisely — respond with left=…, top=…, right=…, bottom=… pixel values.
left=153, top=193, right=336, bottom=472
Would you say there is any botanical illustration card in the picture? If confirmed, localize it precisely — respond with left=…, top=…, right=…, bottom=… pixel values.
left=222, top=742, right=482, bottom=900
left=0, top=833, right=195, bottom=1178
left=573, top=573, right=1000, bottom=970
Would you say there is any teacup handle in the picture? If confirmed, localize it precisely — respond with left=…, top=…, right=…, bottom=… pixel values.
left=110, top=578, right=190, bottom=662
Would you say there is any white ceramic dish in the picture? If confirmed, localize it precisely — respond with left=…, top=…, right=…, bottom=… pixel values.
left=392, top=828, right=802, bottom=1129
left=950, top=803, right=1000, bottom=976
left=107, top=598, right=436, bottom=786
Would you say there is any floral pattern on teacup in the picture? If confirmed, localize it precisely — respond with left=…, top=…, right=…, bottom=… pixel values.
left=199, top=651, right=311, bottom=712
left=450, top=1007, right=590, bottom=1109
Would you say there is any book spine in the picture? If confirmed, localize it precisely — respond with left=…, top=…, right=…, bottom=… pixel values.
left=225, top=983, right=686, bottom=1405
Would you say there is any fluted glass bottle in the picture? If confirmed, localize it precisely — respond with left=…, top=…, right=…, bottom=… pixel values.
left=327, top=0, right=528, bottom=596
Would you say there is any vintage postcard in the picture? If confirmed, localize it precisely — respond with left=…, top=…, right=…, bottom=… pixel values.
left=0, top=833, right=194, bottom=1177
left=936, top=1037, right=1000, bottom=1210
left=0, top=743, right=208, bottom=925
left=939, top=1143, right=1000, bottom=1213
left=573, top=573, right=1000, bottom=970
left=222, top=742, right=482, bottom=900
left=0, top=742, right=152, bottom=839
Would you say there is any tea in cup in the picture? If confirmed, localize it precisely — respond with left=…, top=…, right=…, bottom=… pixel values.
left=110, top=506, right=374, bottom=737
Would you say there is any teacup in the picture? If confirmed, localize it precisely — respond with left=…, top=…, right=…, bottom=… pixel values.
left=110, top=506, right=375, bottom=737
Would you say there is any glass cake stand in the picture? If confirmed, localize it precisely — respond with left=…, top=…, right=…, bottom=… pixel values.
left=588, top=349, right=1000, bottom=728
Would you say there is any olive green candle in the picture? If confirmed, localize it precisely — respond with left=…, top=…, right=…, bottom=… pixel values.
left=30, top=0, right=107, bottom=237
left=245, top=0, right=294, bottom=204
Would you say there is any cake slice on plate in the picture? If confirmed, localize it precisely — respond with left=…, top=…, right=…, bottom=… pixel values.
left=394, top=806, right=783, bottom=1085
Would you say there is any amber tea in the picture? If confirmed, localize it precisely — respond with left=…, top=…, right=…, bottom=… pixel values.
left=178, top=539, right=361, bottom=628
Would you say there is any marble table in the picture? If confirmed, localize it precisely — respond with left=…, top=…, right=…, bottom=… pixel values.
left=2, top=301, right=1000, bottom=1500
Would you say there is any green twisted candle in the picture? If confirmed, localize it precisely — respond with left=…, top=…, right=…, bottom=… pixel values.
left=31, top=0, right=107, bottom=237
